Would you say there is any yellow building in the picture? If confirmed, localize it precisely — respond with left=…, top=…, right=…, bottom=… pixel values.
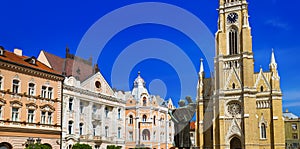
left=196, top=0, right=285, bottom=148
left=283, top=109, right=300, bottom=149
left=115, top=72, right=175, bottom=149
left=0, top=47, right=64, bottom=148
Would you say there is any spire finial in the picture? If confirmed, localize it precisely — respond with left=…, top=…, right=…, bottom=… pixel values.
left=138, top=71, right=141, bottom=76
left=270, top=48, right=277, bottom=69
left=200, top=58, right=204, bottom=73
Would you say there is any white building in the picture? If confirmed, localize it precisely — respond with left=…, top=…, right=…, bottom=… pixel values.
left=62, top=72, right=126, bottom=149
left=115, top=72, right=175, bottom=149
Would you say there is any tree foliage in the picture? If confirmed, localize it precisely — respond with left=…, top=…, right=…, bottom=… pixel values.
left=72, top=143, right=92, bottom=149
left=107, top=145, right=122, bottom=149
left=25, top=144, right=51, bottom=149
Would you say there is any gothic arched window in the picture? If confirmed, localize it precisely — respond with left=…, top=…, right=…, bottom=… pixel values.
left=142, top=115, right=147, bottom=122
left=260, top=123, right=267, bottom=139
left=229, top=28, right=238, bottom=55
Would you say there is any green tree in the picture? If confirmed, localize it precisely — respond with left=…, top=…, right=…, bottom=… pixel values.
left=107, top=145, right=121, bottom=149
left=72, top=143, right=92, bottom=149
left=25, top=144, right=51, bottom=149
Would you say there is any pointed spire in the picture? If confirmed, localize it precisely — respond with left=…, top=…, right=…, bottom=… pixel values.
left=270, top=48, right=277, bottom=69
left=199, top=58, right=204, bottom=74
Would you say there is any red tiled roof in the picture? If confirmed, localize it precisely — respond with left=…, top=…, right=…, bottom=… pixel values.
left=190, top=121, right=196, bottom=130
left=43, top=50, right=94, bottom=81
left=0, top=50, right=61, bottom=75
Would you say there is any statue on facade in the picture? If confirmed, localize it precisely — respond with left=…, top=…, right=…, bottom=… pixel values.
left=168, top=96, right=196, bottom=149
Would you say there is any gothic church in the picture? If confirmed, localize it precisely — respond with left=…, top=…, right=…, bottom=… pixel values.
left=195, top=0, right=285, bottom=148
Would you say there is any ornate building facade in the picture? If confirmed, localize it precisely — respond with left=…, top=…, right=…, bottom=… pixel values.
left=62, top=73, right=126, bottom=149
left=0, top=47, right=64, bottom=148
left=38, top=50, right=126, bottom=149
left=115, top=72, right=175, bottom=149
left=196, top=0, right=285, bottom=148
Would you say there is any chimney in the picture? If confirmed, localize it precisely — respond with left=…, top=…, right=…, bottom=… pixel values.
left=14, top=48, right=22, bottom=56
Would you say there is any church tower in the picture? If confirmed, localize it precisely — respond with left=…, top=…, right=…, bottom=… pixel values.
left=196, top=0, right=285, bottom=148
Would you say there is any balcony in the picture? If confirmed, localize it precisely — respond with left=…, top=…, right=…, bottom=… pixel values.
left=92, top=113, right=101, bottom=121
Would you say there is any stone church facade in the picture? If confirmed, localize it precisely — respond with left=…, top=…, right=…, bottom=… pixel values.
left=195, top=0, right=285, bottom=149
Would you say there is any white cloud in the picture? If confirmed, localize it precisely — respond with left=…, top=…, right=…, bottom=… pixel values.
left=265, top=18, right=289, bottom=30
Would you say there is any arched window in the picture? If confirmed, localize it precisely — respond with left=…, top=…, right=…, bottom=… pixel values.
left=129, top=115, right=133, bottom=124
left=232, top=83, right=236, bottom=89
left=105, top=126, right=109, bottom=137
left=260, top=123, right=267, bottom=139
left=69, top=98, right=73, bottom=111
left=260, top=86, right=264, bottom=92
left=79, top=123, right=84, bottom=135
left=68, top=121, right=73, bottom=134
left=118, top=127, right=121, bottom=138
left=142, top=115, right=147, bottom=122
left=142, top=129, right=150, bottom=140
left=229, top=28, right=238, bottom=55
left=143, top=97, right=147, bottom=106
left=0, top=142, right=13, bottom=149
left=118, top=108, right=121, bottom=119
left=153, top=115, right=156, bottom=125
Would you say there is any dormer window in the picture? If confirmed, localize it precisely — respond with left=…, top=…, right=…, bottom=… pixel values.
left=25, top=56, right=37, bottom=65
left=0, top=46, right=4, bottom=56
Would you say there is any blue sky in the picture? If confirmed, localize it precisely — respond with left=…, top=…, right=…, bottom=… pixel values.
left=0, top=0, right=299, bottom=115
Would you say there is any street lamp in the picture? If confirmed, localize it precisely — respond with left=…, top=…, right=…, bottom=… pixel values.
left=27, top=138, right=34, bottom=145
left=36, top=138, right=41, bottom=144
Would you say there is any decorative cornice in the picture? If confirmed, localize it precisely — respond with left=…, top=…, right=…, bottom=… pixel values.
left=63, top=85, right=126, bottom=104
left=0, top=60, right=64, bottom=81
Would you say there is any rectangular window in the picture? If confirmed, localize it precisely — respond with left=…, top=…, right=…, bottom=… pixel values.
left=129, top=132, right=133, bottom=141
left=292, top=123, right=297, bottom=130
left=48, top=112, right=52, bottom=124
left=12, top=80, right=19, bottom=94
left=41, top=86, right=47, bottom=98
left=41, top=111, right=46, bottom=124
left=27, top=110, right=34, bottom=123
left=93, top=125, right=96, bottom=136
left=69, top=98, right=73, bottom=111
left=12, top=107, right=19, bottom=121
left=93, top=105, right=97, bottom=113
left=80, top=101, right=84, bottom=113
left=105, top=127, right=109, bottom=137
left=0, top=106, right=2, bottom=119
left=0, top=76, right=3, bottom=90
left=28, top=83, right=35, bottom=96
left=47, top=87, right=53, bottom=99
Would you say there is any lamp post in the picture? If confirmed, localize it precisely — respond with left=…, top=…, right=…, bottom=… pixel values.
left=26, top=137, right=42, bottom=148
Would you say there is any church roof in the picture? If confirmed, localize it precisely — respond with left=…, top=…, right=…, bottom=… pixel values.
left=283, top=111, right=299, bottom=120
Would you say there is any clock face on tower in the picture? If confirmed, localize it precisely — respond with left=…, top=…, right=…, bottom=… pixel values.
left=227, top=12, right=238, bottom=24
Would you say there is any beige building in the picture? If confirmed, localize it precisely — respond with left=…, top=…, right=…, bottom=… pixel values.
left=283, top=109, right=300, bottom=149
left=0, top=47, right=64, bottom=148
left=115, top=72, right=175, bottom=149
left=196, top=0, right=285, bottom=148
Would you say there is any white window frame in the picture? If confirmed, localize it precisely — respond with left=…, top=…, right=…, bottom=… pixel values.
left=12, top=107, right=19, bottom=121
left=41, top=86, right=47, bottom=98
left=12, top=79, right=20, bottom=94
left=41, top=111, right=46, bottom=124
left=28, top=83, right=35, bottom=96
left=27, top=109, right=35, bottom=123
